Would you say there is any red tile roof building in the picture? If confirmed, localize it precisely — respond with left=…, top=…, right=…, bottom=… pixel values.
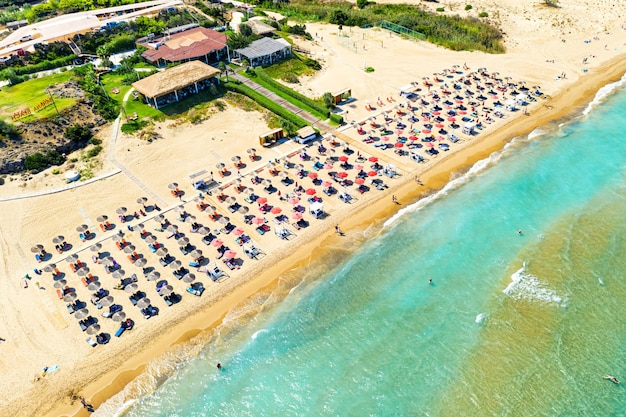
left=138, top=27, right=228, bottom=67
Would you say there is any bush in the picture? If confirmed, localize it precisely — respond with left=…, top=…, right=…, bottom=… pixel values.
left=90, top=137, right=102, bottom=145
left=0, top=55, right=76, bottom=80
left=329, top=113, right=344, bottom=125
left=303, top=58, right=321, bottom=70
left=322, top=92, right=334, bottom=109
left=479, top=11, right=489, bottom=17
left=0, top=119, right=20, bottom=141
left=121, top=120, right=149, bottom=134
left=436, top=7, right=445, bottom=12
left=66, top=124, right=93, bottom=142
left=465, top=5, right=473, bottom=10
left=282, top=73, right=299, bottom=84
left=85, top=145, right=103, bottom=159
left=224, top=81, right=308, bottom=129
left=24, top=150, right=65, bottom=171
left=365, top=66, right=375, bottom=73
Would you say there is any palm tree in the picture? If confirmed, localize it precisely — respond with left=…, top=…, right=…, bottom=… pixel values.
left=218, top=61, right=228, bottom=82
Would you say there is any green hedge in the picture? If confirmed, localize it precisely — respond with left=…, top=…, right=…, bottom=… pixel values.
left=224, top=81, right=308, bottom=129
left=255, top=67, right=329, bottom=118
left=329, top=113, right=344, bottom=125
left=0, top=54, right=77, bottom=79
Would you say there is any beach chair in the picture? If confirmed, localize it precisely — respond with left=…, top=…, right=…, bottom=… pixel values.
left=207, top=265, right=225, bottom=282
left=86, top=337, right=97, bottom=348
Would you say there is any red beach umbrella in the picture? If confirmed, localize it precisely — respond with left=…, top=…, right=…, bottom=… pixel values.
left=368, top=156, right=378, bottom=162
left=435, top=123, right=444, bottom=128
left=322, top=181, right=333, bottom=187
left=394, top=142, right=404, bottom=148
left=288, top=197, right=300, bottom=205
left=233, top=227, right=245, bottom=236
left=459, top=111, right=467, bottom=115
left=356, top=165, right=364, bottom=170
left=252, top=217, right=265, bottom=225
left=308, top=172, right=318, bottom=179
left=256, top=197, right=268, bottom=205
left=355, top=178, right=365, bottom=184
left=432, top=111, right=441, bottom=115
left=437, top=136, right=446, bottom=141
left=211, top=239, right=224, bottom=247
left=447, top=117, right=456, bottom=122
left=367, top=171, right=378, bottom=177
left=292, top=212, right=303, bottom=220
left=324, top=164, right=334, bottom=170
left=337, top=172, right=348, bottom=179
left=306, top=188, right=316, bottom=195
left=339, top=156, right=349, bottom=162
left=409, top=135, right=419, bottom=141
left=427, top=142, right=435, bottom=148
left=224, top=250, right=237, bottom=259
left=422, top=129, right=431, bottom=134
left=271, top=206, right=282, bottom=214
left=396, top=129, right=403, bottom=135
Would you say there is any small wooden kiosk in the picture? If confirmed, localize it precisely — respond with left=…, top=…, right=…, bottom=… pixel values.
left=332, top=88, right=352, bottom=105
left=259, top=128, right=284, bottom=147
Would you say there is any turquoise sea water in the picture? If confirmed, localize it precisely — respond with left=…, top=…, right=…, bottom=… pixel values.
left=102, top=77, right=626, bottom=417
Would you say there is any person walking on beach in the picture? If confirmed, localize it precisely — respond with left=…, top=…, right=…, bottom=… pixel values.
left=518, top=229, right=523, bottom=236
left=80, top=397, right=94, bottom=413
left=335, top=224, right=344, bottom=236
left=217, top=362, right=222, bottom=370
left=392, top=195, right=398, bottom=204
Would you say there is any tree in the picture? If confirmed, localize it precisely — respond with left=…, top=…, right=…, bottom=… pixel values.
left=239, top=23, right=253, bottom=37
left=356, top=0, right=368, bottom=9
left=329, top=10, right=349, bottom=26
left=218, top=61, right=228, bottom=82
left=544, top=0, right=559, bottom=6
left=322, top=92, right=335, bottom=109
left=279, top=118, right=296, bottom=136
left=242, top=59, right=251, bottom=72
left=66, top=124, right=93, bottom=142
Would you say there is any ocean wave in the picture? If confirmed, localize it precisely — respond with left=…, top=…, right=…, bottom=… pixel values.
left=384, top=138, right=519, bottom=228
left=582, top=72, right=626, bottom=115
left=503, top=263, right=565, bottom=306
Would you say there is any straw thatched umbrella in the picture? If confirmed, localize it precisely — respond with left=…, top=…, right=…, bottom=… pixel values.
left=155, top=214, right=166, bottom=223
left=63, top=292, right=77, bottom=302
left=134, top=258, right=147, bottom=267
left=136, top=223, right=145, bottom=230
left=174, top=205, right=185, bottom=213
left=76, top=224, right=88, bottom=233
left=116, top=207, right=127, bottom=215
left=184, top=215, right=197, bottom=224
left=123, top=245, right=136, bottom=254
left=87, top=281, right=101, bottom=291
left=190, top=249, right=202, bottom=258
left=218, top=216, right=230, bottom=225
left=193, top=195, right=204, bottom=203
left=52, top=235, right=64, bottom=244
left=53, top=279, right=67, bottom=289
left=31, top=244, right=44, bottom=253
left=112, top=233, right=123, bottom=242
left=159, top=285, right=174, bottom=296
left=169, top=260, right=182, bottom=270
left=231, top=156, right=241, bottom=162
left=124, top=283, right=138, bottom=293
left=65, top=254, right=78, bottom=263
left=111, top=269, right=125, bottom=278
left=137, top=298, right=151, bottom=308
left=238, top=206, right=249, bottom=215
left=156, top=247, right=168, bottom=257
left=145, top=235, right=157, bottom=244
left=96, top=215, right=108, bottom=223
left=76, top=267, right=90, bottom=277
left=100, top=296, right=114, bottom=307
left=136, top=197, right=148, bottom=205
left=43, top=264, right=56, bottom=273
left=89, top=243, right=102, bottom=252
left=247, top=148, right=256, bottom=154
left=215, top=162, right=225, bottom=170
left=177, top=237, right=189, bottom=246
left=101, top=256, right=115, bottom=266
left=74, top=308, right=89, bottom=319
left=198, top=227, right=210, bottom=235
left=166, top=224, right=178, bottom=233
left=225, top=196, right=236, bottom=204
left=205, top=205, right=217, bottom=214
left=112, top=311, right=126, bottom=322
left=182, top=273, right=196, bottom=283
left=244, top=187, right=254, bottom=195
left=86, top=324, right=101, bottom=335
left=146, top=272, right=160, bottom=281
left=167, top=182, right=178, bottom=190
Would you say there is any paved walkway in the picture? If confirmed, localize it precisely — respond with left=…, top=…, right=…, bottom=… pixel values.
left=230, top=72, right=333, bottom=133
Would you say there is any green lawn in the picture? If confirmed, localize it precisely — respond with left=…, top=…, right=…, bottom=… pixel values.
left=0, top=71, right=75, bottom=122
left=100, top=72, right=162, bottom=121
left=263, top=56, right=316, bottom=79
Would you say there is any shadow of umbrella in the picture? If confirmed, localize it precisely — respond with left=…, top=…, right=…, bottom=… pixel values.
left=146, top=272, right=160, bottom=281
left=137, top=298, right=151, bottom=308
left=169, top=260, right=182, bottom=270
left=53, top=279, right=67, bottom=288
left=112, top=311, right=126, bottom=322
left=156, top=247, right=168, bottom=257
left=63, top=292, right=77, bottom=302
left=52, top=235, right=64, bottom=244
left=75, top=308, right=89, bottom=319
left=87, top=281, right=101, bottom=291
left=31, top=244, right=44, bottom=253
left=100, top=296, right=114, bottom=307
left=86, top=324, right=101, bottom=335
left=112, top=269, right=125, bottom=279
left=124, top=283, right=138, bottom=293
left=159, top=285, right=174, bottom=296
left=43, top=263, right=56, bottom=273
left=182, top=273, right=196, bottom=283
left=76, top=267, right=90, bottom=277
left=134, top=258, right=147, bottom=267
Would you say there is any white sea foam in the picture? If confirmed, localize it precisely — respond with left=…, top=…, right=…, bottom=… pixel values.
left=384, top=139, right=518, bottom=228
left=475, top=313, right=487, bottom=324
left=251, top=328, right=269, bottom=339
left=527, top=127, right=549, bottom=141
left=503, top=263, right=565, bottom=306
left=582, top=72, right=626, bottom=115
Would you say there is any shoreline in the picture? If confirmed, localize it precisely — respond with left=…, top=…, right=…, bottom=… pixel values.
left=42, top=53, right=626, bottom=417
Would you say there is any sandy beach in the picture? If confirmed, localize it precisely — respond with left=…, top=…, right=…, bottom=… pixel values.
left=1, top=1, right=625, bottom=415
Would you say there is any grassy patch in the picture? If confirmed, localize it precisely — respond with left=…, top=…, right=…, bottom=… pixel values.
left=0, top=71, right=75, bottom=122
left=263, top=56, right=316, bottom=80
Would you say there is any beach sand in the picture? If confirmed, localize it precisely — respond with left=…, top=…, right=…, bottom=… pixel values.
left=1, top=2, right=625, bottom=415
